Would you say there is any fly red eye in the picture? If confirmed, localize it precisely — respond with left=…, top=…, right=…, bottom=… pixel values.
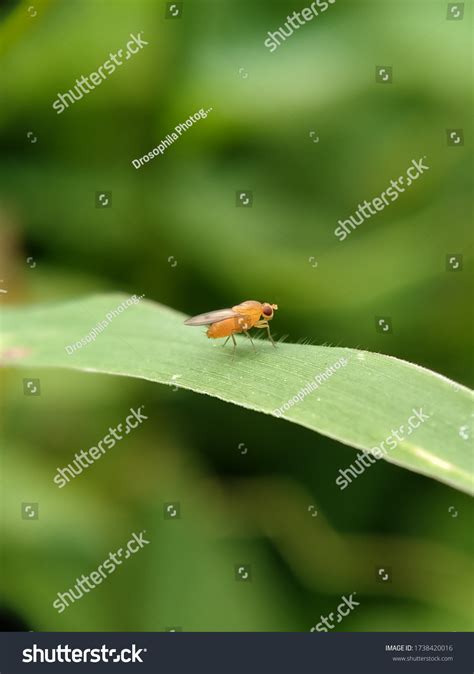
left=263, top=306, right=273, bottom=316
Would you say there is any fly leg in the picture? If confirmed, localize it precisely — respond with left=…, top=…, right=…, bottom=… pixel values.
left=254, top=320, right=277, bottom=348
left=243, top=330, right=256, bottom=352
left=223, top=334, right=238, bottom=357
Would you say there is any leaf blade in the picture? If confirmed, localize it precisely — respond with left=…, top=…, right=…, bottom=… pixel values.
left=2, top=294, right=473, bottom=494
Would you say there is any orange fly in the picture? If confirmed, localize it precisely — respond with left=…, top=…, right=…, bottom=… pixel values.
left=184, top=300, right=278, bottom=351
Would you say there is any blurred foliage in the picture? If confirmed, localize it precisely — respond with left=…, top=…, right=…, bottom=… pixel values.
left=0, top=0, right=473, bottom=631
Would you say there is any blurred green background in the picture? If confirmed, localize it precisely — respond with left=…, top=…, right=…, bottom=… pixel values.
left=0, top=0, right=472, bottom=631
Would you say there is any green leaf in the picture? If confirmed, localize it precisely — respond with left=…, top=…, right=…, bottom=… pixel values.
left=2, top=294, right=472, bottom=494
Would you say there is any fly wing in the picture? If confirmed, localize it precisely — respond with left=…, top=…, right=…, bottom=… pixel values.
left=184, top=308, right=240, bottom=326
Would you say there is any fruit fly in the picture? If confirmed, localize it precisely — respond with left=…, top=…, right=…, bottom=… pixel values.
left=184, top=300, right=278, bottom=351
